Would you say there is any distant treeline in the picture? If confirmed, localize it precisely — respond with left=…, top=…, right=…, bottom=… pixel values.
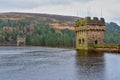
left=0, top=20, right=30, bottom=27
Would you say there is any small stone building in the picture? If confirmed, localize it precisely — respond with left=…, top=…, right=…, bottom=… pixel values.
left=75, top=17, right=105, bottom=50
left=17, top=36, right=25, bottom=46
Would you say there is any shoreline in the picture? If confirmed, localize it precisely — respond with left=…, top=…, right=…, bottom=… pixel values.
left=0, top=45, right=119, bottom=53
left=0, top=45, right=75, bottom=50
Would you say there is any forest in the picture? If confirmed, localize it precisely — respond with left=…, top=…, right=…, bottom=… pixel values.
left=105, top=22, right=120, bottom=44
left=0, top=20, right=75, bottom=47
left=26, top=24, right=75, bottom=48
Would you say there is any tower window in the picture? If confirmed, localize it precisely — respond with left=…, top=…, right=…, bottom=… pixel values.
left=82, top=39, right=85, bottom=44
left=95, top=40, right=98, bottom=44
left=79, top=39, right=81, bottom=44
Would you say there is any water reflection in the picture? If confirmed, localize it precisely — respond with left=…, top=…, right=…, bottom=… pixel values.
left=76, top=50, right=105, bottom=80
left=0, top=47, right=120, bottom=80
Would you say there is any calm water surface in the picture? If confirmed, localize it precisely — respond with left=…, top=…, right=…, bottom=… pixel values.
left=0, top=47, right=120, bottom=80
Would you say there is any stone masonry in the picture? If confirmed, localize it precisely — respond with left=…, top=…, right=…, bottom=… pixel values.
left=75, top=17, right=106, bottom=50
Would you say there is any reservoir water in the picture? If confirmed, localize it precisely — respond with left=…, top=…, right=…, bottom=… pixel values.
left=0, top=47, right=120, bottom=80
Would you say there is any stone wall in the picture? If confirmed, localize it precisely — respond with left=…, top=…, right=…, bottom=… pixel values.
left=17, top=37, right=25, bottom=46
left=75, top=17, right=106, bottom=50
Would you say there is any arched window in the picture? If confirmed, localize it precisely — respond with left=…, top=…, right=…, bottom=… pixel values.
left=82, top=38, right=85, bottom=44
left=79, top=39, right=81, bottom=44
left=95, top=40, right=98, bottom=44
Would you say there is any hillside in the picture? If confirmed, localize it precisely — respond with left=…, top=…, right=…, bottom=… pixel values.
left=0, top=12, right=79, bottom=28
left=105, top=22, right=120, bottom=44
left=0, top=12, right=119, bottom=47
left=0, top=12, right=77, bottom=47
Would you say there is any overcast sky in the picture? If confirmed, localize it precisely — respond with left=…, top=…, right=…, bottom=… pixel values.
left=0, top=0, right=120, bottom=25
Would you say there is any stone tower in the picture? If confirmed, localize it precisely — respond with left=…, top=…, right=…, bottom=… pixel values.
left=75, top=17, right=105, bottom=50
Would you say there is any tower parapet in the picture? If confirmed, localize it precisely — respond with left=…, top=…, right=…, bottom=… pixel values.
left=75, top=17, right=105, bottom=27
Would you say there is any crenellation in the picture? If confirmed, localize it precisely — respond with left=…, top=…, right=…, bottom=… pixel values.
left=75, top=17, right=105, bottom=27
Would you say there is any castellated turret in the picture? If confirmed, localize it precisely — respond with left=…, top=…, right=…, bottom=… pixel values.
left=75, top=17, right=106, bottom=50
left=75, top=17, right=105, bottom=27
